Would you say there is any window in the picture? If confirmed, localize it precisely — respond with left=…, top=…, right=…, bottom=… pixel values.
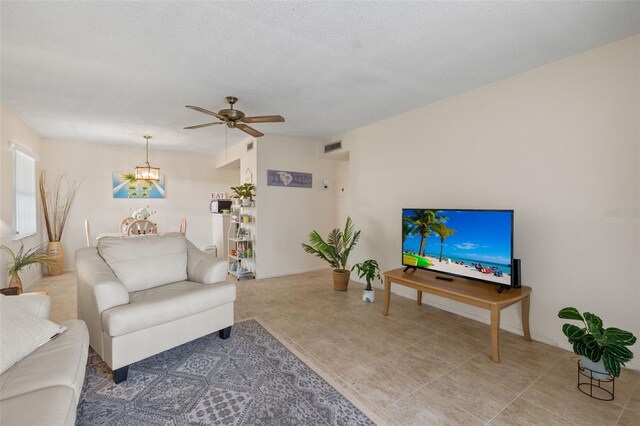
left=13, top=147, right=37, bottom=239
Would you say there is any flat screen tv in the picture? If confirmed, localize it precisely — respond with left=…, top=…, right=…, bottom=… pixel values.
left=402, top=209, right=514, bottom=286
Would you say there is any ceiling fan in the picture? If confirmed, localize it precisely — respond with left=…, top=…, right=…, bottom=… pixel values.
left=184, top=96, right=285, bottom=137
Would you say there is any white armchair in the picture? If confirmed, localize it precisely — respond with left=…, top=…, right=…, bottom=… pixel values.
left=76, top=233, right=235, bottom=383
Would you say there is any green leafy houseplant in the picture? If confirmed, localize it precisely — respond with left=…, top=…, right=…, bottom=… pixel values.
left=351, top=259, right=381, bottom=292
left=558, top=307, right=636, bottom=377
left=1, top=242, right=53, bottom=294
left=230, top=183, right=255, bottom=200
left=301, top=216, right=361, bottom=291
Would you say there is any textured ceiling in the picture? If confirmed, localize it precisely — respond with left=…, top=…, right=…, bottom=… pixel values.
left=1, top=1, right=639, bottom=154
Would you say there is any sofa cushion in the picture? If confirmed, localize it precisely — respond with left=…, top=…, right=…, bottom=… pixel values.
left=97, top=233, right=188, bottom=293
left=0, top=320, right=89, bottom=402
left=0, top=386, right=76, bottom=426
left=0, top=295, right=66, bottom=375
left=102, top=281, right=236, bottom=337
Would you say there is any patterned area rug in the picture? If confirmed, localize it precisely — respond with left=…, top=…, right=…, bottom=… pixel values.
left=76, top=319, right=373, bottom=425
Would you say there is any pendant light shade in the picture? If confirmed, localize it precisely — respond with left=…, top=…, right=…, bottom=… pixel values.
left=135, top=135, right=160, bottom=181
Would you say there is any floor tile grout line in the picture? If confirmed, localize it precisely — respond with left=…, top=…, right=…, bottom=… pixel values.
left=503, top=356, right=582, bottom=425
left=380, top=381, right=488, bottom=425
left=487, top=359, right=573, bottom=424
left=380, top=351, right=522, bottom=425
left=615, top=379, right=640, bottom=424
left=380, top=361, right=474, bottom=411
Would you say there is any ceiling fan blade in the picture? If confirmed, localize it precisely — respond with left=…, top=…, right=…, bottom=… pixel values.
left=183, top=122, right=223, bottom=130
left=237, top=123, right=264, bottom=138
left=186, top=105, right=225, bottom=120
left=242, top=115, right=285, bottom=123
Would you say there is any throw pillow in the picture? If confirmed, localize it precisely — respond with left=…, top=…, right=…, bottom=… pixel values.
left=0, top=295, right=66, bottom=374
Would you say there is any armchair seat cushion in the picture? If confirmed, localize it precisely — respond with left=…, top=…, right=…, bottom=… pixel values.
left=102, top=281, right=236, bottom=337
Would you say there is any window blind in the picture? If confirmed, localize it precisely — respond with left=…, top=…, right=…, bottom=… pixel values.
left=14, top=149, right=37, bottom=238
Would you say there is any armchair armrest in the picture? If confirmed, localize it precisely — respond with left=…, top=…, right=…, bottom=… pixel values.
left=186, top=241, right=227, bottom=284
left=76, top=247, right=129, bottom=356
left=0, top=293, right=50, bottom=319
left=76, top=247, right=129, bottom=316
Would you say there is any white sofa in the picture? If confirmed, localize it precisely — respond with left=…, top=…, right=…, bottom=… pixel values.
left=0, top=294, right=89, bottom=426
left=76, top=233, right=235, bottom=383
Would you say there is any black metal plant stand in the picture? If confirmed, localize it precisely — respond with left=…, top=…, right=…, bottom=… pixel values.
left=577, top=359, right=615, bottom=401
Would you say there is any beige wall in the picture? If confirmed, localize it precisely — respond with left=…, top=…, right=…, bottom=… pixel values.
left=332, top=36, right=640, bottom=366
left=0, top=106, right=45, bottom=288
left=333, top=158, right=349, bottom=227
left=41, top=139, right=239, bottom=270
left=255, top=135, right=344, bottom=278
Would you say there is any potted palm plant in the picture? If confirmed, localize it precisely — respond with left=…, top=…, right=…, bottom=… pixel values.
left=301, top=216, right=361, bottom=291
left=558, top=307, right=636, bottom=378
left=230, top=183, right=255, bottom=207
left=1, top=242, right=52, bottom=294
left=352, top=259, right=381, bottom=303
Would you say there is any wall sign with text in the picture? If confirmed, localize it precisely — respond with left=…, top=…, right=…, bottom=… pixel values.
left=267, top=170, right=312, bottom=188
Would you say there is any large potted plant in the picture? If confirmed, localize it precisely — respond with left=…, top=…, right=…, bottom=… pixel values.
left=0, top=242, right=52, bottom=293
left=558, top=307, right=636, bottom=378
left=351, top=259, right=381, bottom=303
left=302, top=216, right=360, bottom=291
left=39, top=171, right=80, bottom=276
left=230, top=183, right=255, bottom=207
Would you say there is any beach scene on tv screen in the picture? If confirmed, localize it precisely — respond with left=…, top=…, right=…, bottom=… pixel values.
left=402, top=209, right=513, bottom=285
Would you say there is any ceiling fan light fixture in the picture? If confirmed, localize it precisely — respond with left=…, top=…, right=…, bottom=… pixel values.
left=185, top=96, right=284, bottom=138
left=135, top=135, right=160, bottom=182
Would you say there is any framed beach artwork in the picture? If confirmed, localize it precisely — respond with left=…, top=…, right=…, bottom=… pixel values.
left=112, top=173, right=166, bottom=198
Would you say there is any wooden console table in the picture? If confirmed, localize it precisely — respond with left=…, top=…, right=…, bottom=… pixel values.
left=383, top=268, right=531, bottom=362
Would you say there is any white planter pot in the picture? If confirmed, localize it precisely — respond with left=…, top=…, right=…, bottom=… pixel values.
left=242, top=198, right=252, bottom=207
left=580, top=356, right=609, bottom=379
left=362, top=290, right=375, bottom=303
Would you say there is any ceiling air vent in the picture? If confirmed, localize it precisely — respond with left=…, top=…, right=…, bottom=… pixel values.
left=247, top=141, right=254, bottom=151
left=324, top=140, right=342, bottom=154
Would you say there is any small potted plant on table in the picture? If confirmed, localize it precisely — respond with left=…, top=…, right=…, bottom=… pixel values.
left=558, top=307, right=636, bottom=378
left=352, top=259, right=381, bottom=303
left=301, top=216, right=360, bottom=291
left=1, top=242, right=52, bottom=294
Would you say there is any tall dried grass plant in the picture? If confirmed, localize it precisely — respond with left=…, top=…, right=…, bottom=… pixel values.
left=39, top=171, right=81, bottom=242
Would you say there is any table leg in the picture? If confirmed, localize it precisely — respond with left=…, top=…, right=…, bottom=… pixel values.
left=383, top=276, right=391, bottom=316
left=521, top=295, right=532, bottom=342
left=491, top=305, right=501, bottom=363
left=417, top=290, right=422, bottom=306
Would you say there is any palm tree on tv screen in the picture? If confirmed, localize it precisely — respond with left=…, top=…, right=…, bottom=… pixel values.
left=405, top=209, right=448, bottom=257
left=432, top=222, right=456, bottom=262
left=402, top=218, right=417, bottom=246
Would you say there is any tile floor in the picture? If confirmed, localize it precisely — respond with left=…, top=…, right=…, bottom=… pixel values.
left=30, top=269, right=640, bottom=425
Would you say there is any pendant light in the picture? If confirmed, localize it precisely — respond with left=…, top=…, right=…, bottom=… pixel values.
left=135, top=135, right=160, bottom=181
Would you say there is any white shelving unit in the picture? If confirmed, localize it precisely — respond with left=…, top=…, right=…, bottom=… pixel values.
left=228, top=204, right=255, bottom=280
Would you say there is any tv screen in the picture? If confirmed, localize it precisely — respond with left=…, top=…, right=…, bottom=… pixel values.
left=402, top=209, right=514, bottom=286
